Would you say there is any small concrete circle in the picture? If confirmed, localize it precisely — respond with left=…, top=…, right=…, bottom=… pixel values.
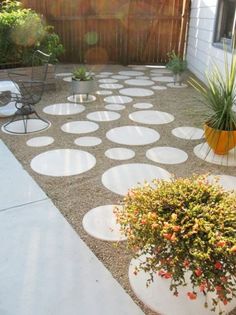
left=87, top=111, right=120, bottom=122
left=129, top=110, right=174, bottom=125
left=105, top=148, right=135, bottom=160
left=172, top=127, right=204, bottom=140
left=120, top=88, right=154, bottom=97
left=74, top=137, right=102, bottom=147
left=104, top=95, right=133, bottom=104
left=43, top=103, right=85, bottom=116
left=26, top=136, right=54, bottom=147
left=61, top=121, right=99, bottom=134
left=146, top=147, right=188, bottom=164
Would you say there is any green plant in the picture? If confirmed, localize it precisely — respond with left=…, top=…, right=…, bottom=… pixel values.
left=72, top=67, right=93, bottom=81
left=115, top=175, right=236, bottom=314
left=0, top=0, right=64, bottom=66
left=190, top=49, right=236, bottom=131
left=166, top=51, right=187, bottom=74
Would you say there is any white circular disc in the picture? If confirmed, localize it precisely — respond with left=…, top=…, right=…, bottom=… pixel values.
left=105, top=148, right=135, bottom=160
left=104, top=95, right=133, bottom=104
left=207, top=175, right=236, bottom=191
left=102, top=163, right=171, bottom=195
left=43, top=103, right=85, bottom=115
left=172, top=127, right=204, bottom=140
left=119, top=71, right=144, bottom=76
left=129, top=110, right=174, bottom=125
left=96, top=90, right=113, bottom=95
left=131, top=66, right=147, bottom=71
left=105, top=104, right=125, bottom=111
left=100, top=72, right=113, bottom=75
left=61, top=121, right=99, bottom=134
left=167, top=83, right=188, bottom=88
left=152, top=76, right=174, bottom=82
left=194, top=143, right=236, bottom=167
left=2, top=119, right=50, bottom=135
left=82, top=205, right=126, bottom=241
left=129, top=255, right=236, bottom=315
left=26, top=136, right=54, bottom=147
left=151, top=68, right=172, bottom=74
left=0, top=101, right=17, bottom=117
left=135, top=76, right=150, bottom=80
left=87, top=111, right=120, bottom=122
left=99, top=83, right=124, bottom=90
left=106, top=126, right=160, bottom=146
left=63, top=77, right=72, bottom=82
left=152, top=86, right=167, bottom=91
left=125, top=79, right=154, bottom=86
left=95, top=74, right=109, bottom=78
left=74, top=136, right=102, bottom=147
left=31, top=149, right=96, bottom=177
left=146, top=147, right=188, bottom=164
left=98, top=78, right=118, bottom=84
left=112, top=75, right=131, bottom=80
left=133, top=103, right=153, bottom=109
left=120, top=88, right=154, bottom=97
left=55, top=72, right=72, bottom=77
left=67, top=95, right=96, bottom=103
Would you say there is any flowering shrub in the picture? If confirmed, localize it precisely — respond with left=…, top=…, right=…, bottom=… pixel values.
left=115, top=175, right=236, bottom=314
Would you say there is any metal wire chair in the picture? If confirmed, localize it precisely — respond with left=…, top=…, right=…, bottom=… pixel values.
left=3, top=50, right=51, bottom=134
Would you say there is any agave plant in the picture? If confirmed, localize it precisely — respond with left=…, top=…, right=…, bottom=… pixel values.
left=72, top=66, right=93, bottom=81
left=190, top=48, right=236, bottom=131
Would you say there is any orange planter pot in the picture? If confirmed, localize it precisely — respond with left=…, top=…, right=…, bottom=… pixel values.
left=204, top=124, right=236, bottom=155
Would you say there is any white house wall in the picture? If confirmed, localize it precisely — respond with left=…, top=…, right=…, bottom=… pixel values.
left=187, top=0, right=232, bottom=83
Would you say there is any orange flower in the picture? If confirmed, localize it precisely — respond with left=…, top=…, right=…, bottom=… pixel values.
left=183, top=260, right=190, bottom=268
left=223, top=299, right=228, bottom=305
left=215, top=285, right=222, bottom=292
left=141, top=219, right=147, bottom=225
left=172, top=225, right=181, bottom=232
left=194, top=268, right=202, bottom=277
left=163, top=233, right=172, bottom=240
left=216, top=240, right=226, bottom=247
left=187, top=292, right=197, bottom=300
left=164, top=272, right=172, bottom=279
left=199, top=282, right=206, bottom=292
left=215, top=262, right=223, bottom=270
left=230, top=245, right=236, bottom=252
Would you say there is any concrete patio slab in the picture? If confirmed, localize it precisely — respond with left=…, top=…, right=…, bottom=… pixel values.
left=0, top=140, right=47, bottom=211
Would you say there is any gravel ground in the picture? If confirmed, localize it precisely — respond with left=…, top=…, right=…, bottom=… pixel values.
left=0, top=64, right=235, bottom=315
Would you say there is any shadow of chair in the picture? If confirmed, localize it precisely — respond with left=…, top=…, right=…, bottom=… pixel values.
left=2, top=50, right=51, bottom=134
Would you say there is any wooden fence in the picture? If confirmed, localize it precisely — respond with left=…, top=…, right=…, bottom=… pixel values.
left=21, top=0, right=190, bottom=64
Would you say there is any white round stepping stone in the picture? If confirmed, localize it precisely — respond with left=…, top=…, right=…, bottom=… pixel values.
left=31, top=149, right=96, bottom=177
left=43, top=103, right=85, bottom=115
left=55, top=72, right=72, bottom=77
left=105, top=148, right=135, bottom=160
left=100, top=72, right=113, bottom=75
left=172, top=127, right=204, bottom=140
left=120, top=88, right=154, bottom=97
left=99, top=83, right=123, bottom=90
left=67, top=95, right=96, bottom=103
left=129, top=110, right=174, bottom=125
left=119, top=71, right=144, bottom=76
left=95, top=74, right=109, bottom=78
left=151, top=68, right=172, bottom=74
left=26, top=136, right=54, bottom=147
left=61, top=121, right=99, bottom=134
left=63, top=77, right=72, bottom=82
left=102, top=163, right=171, bottom=195
left=2, top=119, right=50, bottom=135
left=98, top=78, right=118, bottom=84
left=207, top=175, right=236, bottom=191
left=74, top=136, right=102, bottom=147
left=0, top=101, right=17, bottom=117
left=194, top=143, right=236, bottom=167
left=106, top=126, right=160, bottom=146
left=152, top=76, right=174, bottom=82
left=112, top=75, right=131, bottom=80
left=87, top=111, right=120, bottom=122
left=131, top=66, right=147, bottom=71
left=167, top=83, right=188, bottom=88
left=133, top=103, right=153, bottom=109
left=82, top=205, right=126, bottom=241
left=105, top=104, right=125, bottom=111
left=125, top=79, right=154, bottom=86
left=104, top=95, right=133, bottom=104
left=152, top=86, right=167, bottom=91
left=96, top=90, right=113, bottom=95
left=135, top=76, right=150, bottom=80
left=146, top=147, right=188, bottom=164
left=129, top=255, right=236, bottom=315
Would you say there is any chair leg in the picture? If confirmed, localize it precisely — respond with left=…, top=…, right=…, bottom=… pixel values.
left=23, top=115, right=28, bottom=134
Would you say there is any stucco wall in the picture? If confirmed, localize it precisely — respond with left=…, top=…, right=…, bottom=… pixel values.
left=186, top=0, right=232, bottom=83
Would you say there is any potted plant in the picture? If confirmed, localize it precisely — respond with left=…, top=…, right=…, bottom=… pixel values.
left=71, top=66, right=96, bottom=97
left=115, top=175, right=236, bottom=314
left=166, top=51, right=187, bottom=85
left=190, top=50, right=236, bottom=155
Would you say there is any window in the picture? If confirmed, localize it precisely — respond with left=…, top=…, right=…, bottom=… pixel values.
left=214, top=0, right=236, bottom=46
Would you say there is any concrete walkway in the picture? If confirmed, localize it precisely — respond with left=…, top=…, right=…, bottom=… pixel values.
left=0, top=140, right=144, bottom=315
